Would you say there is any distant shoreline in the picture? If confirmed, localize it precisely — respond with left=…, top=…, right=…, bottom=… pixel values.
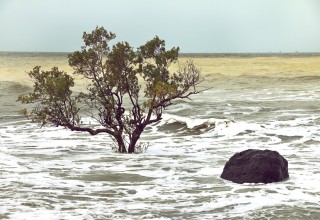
left=1, top=51, right=320, bottom=58
left=179, top=52, right=320, bottom=58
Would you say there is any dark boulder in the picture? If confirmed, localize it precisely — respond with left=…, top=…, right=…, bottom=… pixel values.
left=221, top=149, right=289, bottom=184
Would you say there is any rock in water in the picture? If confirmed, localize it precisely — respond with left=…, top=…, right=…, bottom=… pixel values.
left=221, top=149, right=289, bottom=184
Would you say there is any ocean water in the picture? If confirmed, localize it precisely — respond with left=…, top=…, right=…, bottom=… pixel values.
left=1, top=52, right=320, bottom=219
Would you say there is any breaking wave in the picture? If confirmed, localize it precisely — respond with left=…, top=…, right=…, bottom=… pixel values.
left=0, top=81, right=31, bottom=96
left=153, top=114, right=234, bottom=135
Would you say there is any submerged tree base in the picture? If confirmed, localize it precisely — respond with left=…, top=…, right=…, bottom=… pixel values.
left=111, top=142, right=149, bottom=154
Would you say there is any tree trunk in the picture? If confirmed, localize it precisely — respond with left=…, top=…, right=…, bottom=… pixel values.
left=128, top=128, right=143, bottom=153
left=115, top=135, right=127, bottom=153
left=128, top=138, right=137, bottom=153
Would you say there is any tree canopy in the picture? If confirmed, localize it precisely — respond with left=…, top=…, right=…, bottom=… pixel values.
left=19, top=26, right=203, bottom=153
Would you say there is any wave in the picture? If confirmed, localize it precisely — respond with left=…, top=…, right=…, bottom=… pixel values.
left=154, top=114, right=233, bottom=135
left=289, top=75, right=320, bottom=82
left=237, top=73, right=320, bottom=81
left=0, top=81, right=31, bottom=95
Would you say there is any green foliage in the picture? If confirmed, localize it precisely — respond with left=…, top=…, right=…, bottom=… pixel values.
left=19, top=26, right=203, bottom=153
left=18, top=66, right=80, bottom=126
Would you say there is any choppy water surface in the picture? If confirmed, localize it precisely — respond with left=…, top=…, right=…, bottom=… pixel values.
left=1, top=52, right=320, bottom=219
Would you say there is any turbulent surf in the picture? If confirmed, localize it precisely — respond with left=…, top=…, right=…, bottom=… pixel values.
left=1, top=52, right=320, bottom=219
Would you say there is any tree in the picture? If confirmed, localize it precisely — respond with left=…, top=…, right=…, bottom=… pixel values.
left=18, top=26, right=203, bottom=153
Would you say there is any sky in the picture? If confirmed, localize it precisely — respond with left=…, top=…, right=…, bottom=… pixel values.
left=0, top=0, right=320, bottom=53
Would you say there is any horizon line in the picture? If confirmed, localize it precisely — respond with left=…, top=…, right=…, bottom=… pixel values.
left=1, top=50, right=320, bottom=54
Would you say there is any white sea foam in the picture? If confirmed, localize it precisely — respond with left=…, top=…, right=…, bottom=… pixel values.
left=1, top=110, right=319, bottom=219
left=159, top=113, right=230, bottom=130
